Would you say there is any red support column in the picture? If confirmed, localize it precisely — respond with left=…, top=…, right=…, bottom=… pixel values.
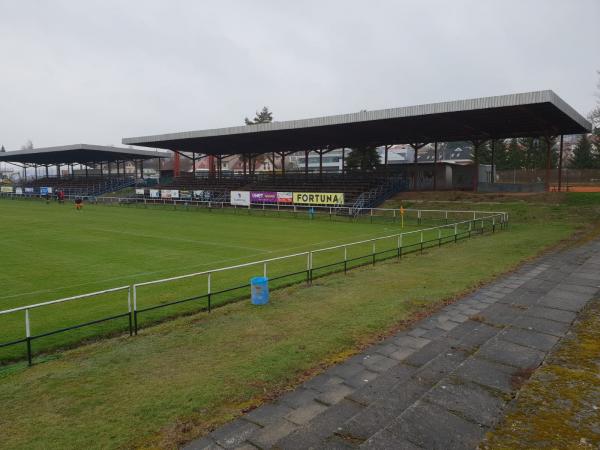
left=209, top=155, right=216, bottom=178
left=173, top=151, right=181, bottom=177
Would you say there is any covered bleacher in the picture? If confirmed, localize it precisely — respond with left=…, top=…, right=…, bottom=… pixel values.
left=124, top=90, right=591, bottom=202
left=0, top=144, right=167, bottom=197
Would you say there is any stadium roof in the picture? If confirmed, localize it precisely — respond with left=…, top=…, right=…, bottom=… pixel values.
left=0, top=144, right=167, bottom=165
left=122, top=90, right=591, bottom=155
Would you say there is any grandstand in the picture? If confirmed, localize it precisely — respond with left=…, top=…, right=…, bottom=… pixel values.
left=124, top=90, right=591, bottom=194
left=0, top=144, right=167, bottom=197
left=150, top=171, right=407, bottom=207
left=25, top=176, right=135, bottom=197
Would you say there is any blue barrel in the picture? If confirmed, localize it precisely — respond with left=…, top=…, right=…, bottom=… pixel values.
left=251, top=276, right=269, bottom=305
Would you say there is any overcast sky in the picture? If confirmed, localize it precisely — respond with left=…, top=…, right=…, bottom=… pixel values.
left=1, top=0, right=598, bottom=151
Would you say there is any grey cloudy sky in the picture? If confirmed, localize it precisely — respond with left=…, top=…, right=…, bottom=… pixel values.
left=1, top=0, right=598, bottom=151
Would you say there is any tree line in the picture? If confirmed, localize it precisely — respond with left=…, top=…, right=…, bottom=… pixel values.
left=478, top=135, right=600, bottom=170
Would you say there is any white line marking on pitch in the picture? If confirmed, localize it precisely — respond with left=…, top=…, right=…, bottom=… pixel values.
left=87, top=227, right=266, bottom=252
left=0, top=228, right=398, bottom=303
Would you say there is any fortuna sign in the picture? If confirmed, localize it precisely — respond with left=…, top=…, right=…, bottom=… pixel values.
left=292, top=192, right=344, bottom=205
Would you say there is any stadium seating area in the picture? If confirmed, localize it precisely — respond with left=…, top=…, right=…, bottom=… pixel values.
left=22, top=176, right=135, bottom=197
left=13, top=172, right=407, bottom=207
left=153, top=172, right=407, bottom=207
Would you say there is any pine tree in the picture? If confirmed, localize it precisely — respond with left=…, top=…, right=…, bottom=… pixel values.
left=346, top=145, right=381, bottom=171
left=519, top=137, right=541, bottom=169
left=492, top=139, right=508, bottom=170
left=245, top=107, right=273, bottom=125
left=241, top=108, right=274, bottom=173
left=570, top=134, right=596, bottom=169
left=505, top=138, right=523, bottom=170
left=0, top=145, right=5, bottom=152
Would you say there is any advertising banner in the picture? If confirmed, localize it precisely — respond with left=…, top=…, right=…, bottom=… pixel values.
left=15, top=187, right=23, bottom=195
left=1, top=186, right=13, bottom=193
left=277, top=192, right=293, bottom=203
left=180, top=190, right=191, bottom=199
left=149, top=189, right=160, bottom=198
left=135, top=188, right=145, bottom=195
left=293, top=192, right=345, bottom=205
left=250, top=191, right=278, bottom=203
left=170, top=189, right=180, bottom=199
left=25, top=187, right=34, bottom=193
left=230, top=191, right=250, bottom=206
left=161, top=190, right=172, bottom=199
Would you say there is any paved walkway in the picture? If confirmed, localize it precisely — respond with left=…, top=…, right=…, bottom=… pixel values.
left=184, top=238, right=600, bottom=450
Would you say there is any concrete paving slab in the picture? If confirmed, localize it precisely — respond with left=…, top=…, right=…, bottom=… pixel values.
left=499, top=327, right=560, bottom=352
left=386, top=402, right=486, bottom=449
left=425, top=379, right=507, bottom=427
left=478, top=339, right=545, bottom=369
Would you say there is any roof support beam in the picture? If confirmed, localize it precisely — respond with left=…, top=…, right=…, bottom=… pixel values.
left=558, top=135, right=564, bottom=192
left=543, top=134, right=558, bottom=192
left=409, top=142, right=429, bottom=191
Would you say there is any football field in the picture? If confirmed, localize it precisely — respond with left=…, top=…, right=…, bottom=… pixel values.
left=1, top=199, right=437, bottom=362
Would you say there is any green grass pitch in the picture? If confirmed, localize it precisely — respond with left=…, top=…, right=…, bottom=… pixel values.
left=0, top=199, right=447, bottom=362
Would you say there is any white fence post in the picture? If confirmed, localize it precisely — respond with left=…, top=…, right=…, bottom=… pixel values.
left=25, top=308, right=31, bottom=339
left=207, top=273, right=212, bottom=312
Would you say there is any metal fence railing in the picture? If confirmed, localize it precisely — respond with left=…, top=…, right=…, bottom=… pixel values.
left=0, top=192, right=508, bottom=225
left=0, top=286, right=131, bottom=365
left=0, top=209, right=507, bottom=367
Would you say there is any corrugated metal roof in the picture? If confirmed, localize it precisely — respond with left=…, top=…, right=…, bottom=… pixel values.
left=123, top=90, right=591, bottom=147
left=0, top=144, right=168, bottom=164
